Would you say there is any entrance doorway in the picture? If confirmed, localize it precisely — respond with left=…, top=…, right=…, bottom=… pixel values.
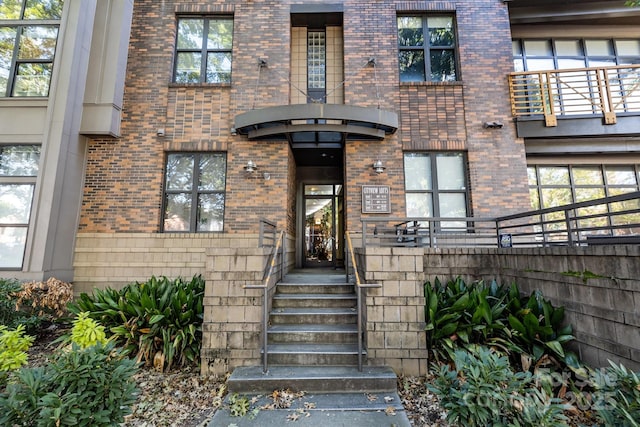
left=303, top=184, right=343, bottom=268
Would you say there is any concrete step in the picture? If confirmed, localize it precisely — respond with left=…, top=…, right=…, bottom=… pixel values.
left=267, top=324, right=357, bottom=344
left=265, top=343, right=363, bottom=365
left=277, top=283, right=354, bottom=294
left=269, top=307, right=356, bottom=324
left=227, top=365, right=398, bottom=394
left=207, top=391, right=411, bottom=426
left=272, top=293, right=356, bottom=308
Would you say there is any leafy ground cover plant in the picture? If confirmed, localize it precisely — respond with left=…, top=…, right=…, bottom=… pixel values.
left=0, top=341, right=138, bottom=426
left=589, top=361, right=640, bottom=426
left=424, top=277, right=577, bottom=371
left=428, top=346, right=570, bottom=427
left=69, top=275, right=205, bottom=372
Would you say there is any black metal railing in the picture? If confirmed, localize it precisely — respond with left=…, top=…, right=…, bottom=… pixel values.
left=361, top=192, right=640, bottom=248
left=345, top=231, right=381, bottom=372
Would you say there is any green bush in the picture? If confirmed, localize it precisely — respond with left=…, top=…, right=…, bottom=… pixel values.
left=0, top=278, right=41, bottom=331
left=0, top=324, right=34, bottom=373
left=428, top=346, right=570, bottom=427
left=0, top=342, right=138, bottom=426
left=590, top=361, right=640, bottom=426
left=424, top=277, right=577, bottom=370
left=68, top=275, right=205, bottom=371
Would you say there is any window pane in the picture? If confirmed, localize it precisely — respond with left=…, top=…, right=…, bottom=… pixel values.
left=572, top=167, right=603, bottom=185
left=0, top=184, right=34, bottom=223
left=512, top=40, right=522, bottom=56
left=404, top=153, right=431, bottom=190
left=616, top=40, right=640, bottom=56
left=398, top=17, right=423, bottom=47
left=585, top=40, right=614, bottom=56
left=406, top=193, right=432, bottom=217
left=0, top=1, right=21, bottom=19
left=207, top=19, right=233, bottom=50
left=428, top=17, right=454, bottom=47
left=12, top=62, right=51, bottom=96
left=0, top=145, right=40, bottom=176
left=513, top=59, right=524, bottom=72
left=541, top=187, right=572, bottom=208
left=399, top=50, right=425, bottom=82
left=206, top=52, right=231, bottom=83
left=305, top=185, right=333, bottom=195
left=175, top=52, right=201, bottom=83
left=588, top=59, right=616, bottom=68
left=555, top=40, right=583, bottom=56
left=164, top=194, right=191, bottom=231
left=524, top=40, right=552, bottom=56
left=539, top=166, right=569, bottom=185
left=430, top=49, right=456, bottom=81
left=436, top=154, right=465, bottom=190
left=0, top=227, right=27, bottom=268
left=526, top=58, right=554, bottom=71
left=0, top=28, right=17, bottom=96
left=439, top=193, right=466, bottom=217
left=575, top=187, right=605, bottom=203
left=529, top=188, right=540, bottom=210
left=557, top=58, right=585, bottom=69
left=18, top=26, right=58, bottom=60
left=527, top=167, right=537, bottom=185
left=199, top=154, right=226, bottom=191
left=606, top=166, right=637, bottom=185
left=177, top=19, right=203, bottom=49
left=165, top=154, right=193, bottom=190
left=24, top=0, right=63, bottom=19
left=197, top=193, right=224, bottom=232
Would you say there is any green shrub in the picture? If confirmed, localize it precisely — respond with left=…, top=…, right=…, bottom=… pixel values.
left=0, top=278, right=40, bottom=331
left=590, top=361, right=640, bottom=426
left=69, top=312, right=108, bottom=349
left=428, top=346, right=570, bottom=427
left=424, top=277, right=577, bottom=370
left=0, top=342, right=138, bottom=426
left=69, top=275, right=205, bottom=371
left=0, top=324, right=34, bottom=373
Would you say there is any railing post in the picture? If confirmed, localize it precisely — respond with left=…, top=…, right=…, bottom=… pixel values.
left=357, top=285, right=363, bottom=372
left=565, top=209, right=575, bottom=247
left=262, top=286, right=268, bottom=373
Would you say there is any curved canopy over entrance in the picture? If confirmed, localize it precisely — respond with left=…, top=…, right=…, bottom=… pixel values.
left=233, top=103, right=398, bottom=146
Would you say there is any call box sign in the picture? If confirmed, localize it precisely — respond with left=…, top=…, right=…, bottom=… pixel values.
left=362, top=185, right=390, bottom=213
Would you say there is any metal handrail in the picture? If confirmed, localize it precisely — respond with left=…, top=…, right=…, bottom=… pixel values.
left=509, top=64, right=640, bottom=125
left=360, top=192, right=640, bottom=249
left=345, top=231, right=381, bottom=372
left=244, top=230, right=285, bottom=373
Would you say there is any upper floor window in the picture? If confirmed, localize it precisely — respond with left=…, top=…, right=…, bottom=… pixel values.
left=513, top=38, right=640, bottom=72
left=163, top=152, right=226, bottom=232
left=404, top=152, right=468, bottom=228
left=397, top=15, right=457, bottom=82
left=174, top=17, right=233, bottom=84
left=0, top=0, right=63, bottom=97
left=0, top=145, right=40, bottom=268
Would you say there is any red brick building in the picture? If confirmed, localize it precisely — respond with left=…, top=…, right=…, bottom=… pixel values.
left=1, top=0, right=639, bottom=373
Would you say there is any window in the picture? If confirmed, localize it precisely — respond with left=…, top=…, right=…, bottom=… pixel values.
left=0, top=145, right=40, bottom=268
left=404, top=152, right=468, bottom=228
left=513, top=38, right=640, bottom=72
left=398, top=15, right=457, bottom=82
left=0, top=0, right=63, bottom=97
left=174, top=17, right=233, bottom=84
left=528, top=164, right=640, bottom=234
left=163, top=153, right=226, bottom=232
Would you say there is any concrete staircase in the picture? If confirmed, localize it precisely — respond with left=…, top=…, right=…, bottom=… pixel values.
left=266, top=270, right=361, bottom=366
left=207, top=269, right=412, bottom=426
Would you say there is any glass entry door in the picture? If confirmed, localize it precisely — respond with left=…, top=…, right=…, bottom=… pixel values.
left=304, top=185, right=343, bottom=268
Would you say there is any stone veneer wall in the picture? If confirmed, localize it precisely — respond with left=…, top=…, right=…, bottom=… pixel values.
left=357, top=245, right=640, bottom=373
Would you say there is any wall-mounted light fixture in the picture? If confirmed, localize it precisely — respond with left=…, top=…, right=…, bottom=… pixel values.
left=156, top=128, right=165, bottom=137
left=483, top=121, right=504, bottom=129
left=244, top=160, right=257, bottom=173
left=373, top=160, right=386, bottom=174
left=230, top=127, right=237, bottom=136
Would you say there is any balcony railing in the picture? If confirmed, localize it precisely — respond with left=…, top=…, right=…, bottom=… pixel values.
left=361, top=192, right=640, bottom=249
left=509, top=65, right=640, bottom=126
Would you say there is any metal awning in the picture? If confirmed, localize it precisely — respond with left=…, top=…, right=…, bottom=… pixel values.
left=233, top=103, right=398, bottom=146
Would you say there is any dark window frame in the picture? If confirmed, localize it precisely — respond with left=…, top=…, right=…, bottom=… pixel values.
left=397, top=14, right=459, bottom=83
left=162, top=152, right=227, bottom=233
left=172, top=15, right=234, bottom=84
left=1, top=0, right=61, bottom=98
left=403, top=151, right=470, bottom=220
